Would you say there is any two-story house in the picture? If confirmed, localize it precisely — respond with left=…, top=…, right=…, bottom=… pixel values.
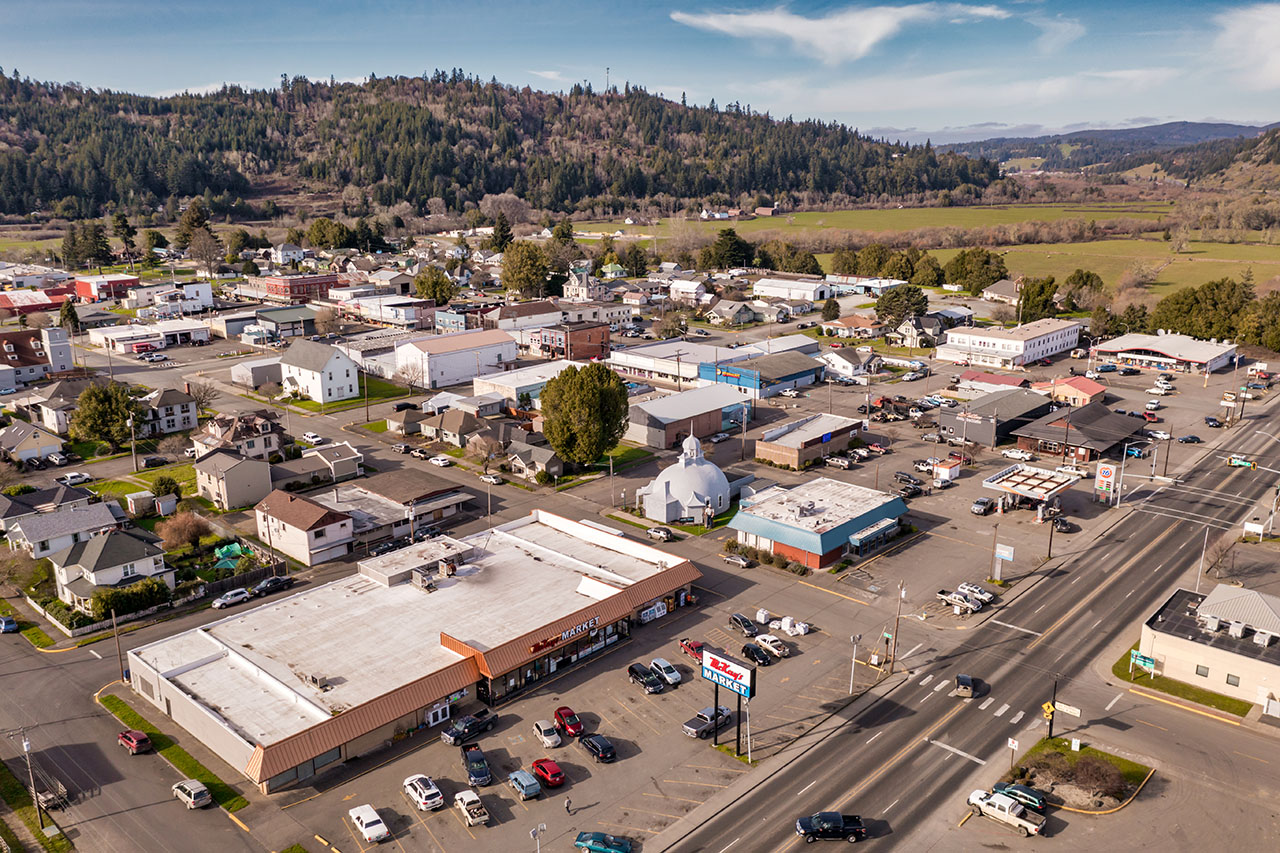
left=190, top=411, right=284, bottom=460
left=194, top=451, right=273, bottom=510
left=51, top=530, right=172, bottom=615
left=0, top=421, right=65, bottom=463
left=0, top=327, right=74, bottom=388
left=0, top=485, right=93, bottom=534
left=9, top=502, right=122, bottom=559
left=270, top=243, right=305, bottom=266
left=255, top=490, right=354, bottom=566
left=562, top=272, right=609, bottom=303
left=142, top=388, right=198, bottom=436
left=280, top=340, right=361, bottom=403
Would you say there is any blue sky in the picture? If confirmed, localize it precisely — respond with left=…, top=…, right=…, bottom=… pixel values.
left=4, top=1, right=1278, bottom=143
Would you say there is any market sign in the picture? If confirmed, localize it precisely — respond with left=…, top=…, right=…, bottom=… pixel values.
left=528, top=616, right=602, bottom=654
left=700, top=648, right=757, bottom=699
left=717, top=369, right=741, bottom=379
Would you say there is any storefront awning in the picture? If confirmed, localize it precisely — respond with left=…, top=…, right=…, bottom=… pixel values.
left=849, top=517, right=899, bottom=546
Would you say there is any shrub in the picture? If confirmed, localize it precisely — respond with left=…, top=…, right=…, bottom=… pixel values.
left=268, top=453, right=283, bottom=464
left=1074, top=756, right=1127, bottom=799
left=1, top=484, right=35, bottom=497
left=1029, top=751, right=1071, bottom=780
left=150, top=475, right=181, bottom=499
left=535, top=470, right=553, bottom=486
left=40, top=597, right=94, bottom=629
left=771, top=552, right=788, bottom=568
left=785, top=561, right=805, bottom=574
left=156, top=511, right=212, bottom=550
left=724, top=540, right=739, bottom=553
left=90, top=577, right=171, bottom=621
left=95, top=441, right=114, bottom=456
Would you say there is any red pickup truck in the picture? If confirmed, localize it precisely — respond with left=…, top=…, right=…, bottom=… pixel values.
left=678, top=638, right=705, bottom=663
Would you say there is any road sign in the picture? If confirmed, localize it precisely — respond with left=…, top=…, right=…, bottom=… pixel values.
left=1054, top=702, right=1082, bottom=718
left=1041, top=701, right=1055, bottom=719
left=1007, top=737, right=1019, bottom=751
left=882, top=631, right=893, bottom=640
left=995, top=543, right=1015, bottom=562
left=1130, top=650, right=1155, bottom=669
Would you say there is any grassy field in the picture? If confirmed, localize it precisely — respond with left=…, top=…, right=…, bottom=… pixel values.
left=579, top=202, right=1174, bottom=240
left=1111, top=643, right=1253, bottom=716
left=135, top=462, right=198, bottom=496
left=290, top=376, right=409, bottom=413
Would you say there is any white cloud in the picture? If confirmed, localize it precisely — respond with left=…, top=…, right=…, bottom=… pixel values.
left=670, top=3, right=1010, bottom=65
left=152, top=80, right=258, bottom=97
left=1028, top=14, right=1085, bottom=53
left=1214, top=3, right=1280, bottom=89
left=528, top=69, right=566, bottom=82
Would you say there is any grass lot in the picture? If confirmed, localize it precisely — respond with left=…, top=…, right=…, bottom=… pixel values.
left=361, top=420, right=390, bottom=433
left=1111, top=643, right=1253, bottom=716
left=135, top=462, right=197, bottom=496
left=0, top=599, right=55, bottom=648
left=593, top=445, right=655, bottom=472
left=86, top=478, right=140, bottom=502
left=1017, top=737, right=1151, bottom=789
left=98, top=695, right=249, bottom=812
left=289, top=376, right=409, bottom=413
left=0, top=754, right=74, bottom=852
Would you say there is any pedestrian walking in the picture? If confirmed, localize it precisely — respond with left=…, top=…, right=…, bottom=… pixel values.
left=564, top=797, right=572, bottom=814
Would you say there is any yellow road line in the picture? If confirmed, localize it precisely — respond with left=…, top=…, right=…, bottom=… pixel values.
left=1234, top=750, right=1269, bottom=764
left=226, top=812, right=250, bottom=832
left=958, top=811, right=973, bottom=827
left=621, top=805, right=683, bottom=819
left=444, top=800, right=477, bottom=840
left=642, top=792, right=703, bottom=805
left=597, top=821, right=659, bottom=835
left=923, top=531, right=987, bottom=550
left=795, top=580, right=869, bottom=605
left=1127, top=687, right=1242, bottom=726
left=614, top=697, right=663, bottom=736
left=1136, top=718, right=1167, bottom=731
left=684, top=763, right=748, bottom=773
left=661, top=779, right=728, bottom=788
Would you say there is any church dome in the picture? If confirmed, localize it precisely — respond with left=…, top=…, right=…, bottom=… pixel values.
left=650, top=436, right=730, bottom=509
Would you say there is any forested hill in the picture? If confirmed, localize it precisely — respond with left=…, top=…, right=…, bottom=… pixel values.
left=0, top=71, right=999, bottom=218
left=1095, top=127, right=1280, bottom=188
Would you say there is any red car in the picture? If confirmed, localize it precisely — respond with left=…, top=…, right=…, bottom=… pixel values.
left=678, top=637, right=705, bottom=663
left=554, top=706, right=584, bottom=738
left=118, top=730, right=152, bottom=755
left=1142, top=412, right=1160, bottom=423
left=829, top=342, right=843, bottom=348
left=868, top=443, right=889, bottom=454
left=531, top=758, right=565, bottom=788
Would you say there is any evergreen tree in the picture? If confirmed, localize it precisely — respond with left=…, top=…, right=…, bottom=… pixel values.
left=502, top=241, right=549, bottom=298
left=174, top=199, right=209, bottom=250
left=622, top=243, right=648, bottom=278
left=875, top=284, right=928, bottom=327
left=540, top=363, right=629, bottom=466
left=112, top=212, right=137, bottom=269
left=821, top=298, right=841, bottom=321
left=1016, top=276, right=1058, bottom=323
left=69, top=382, right=145, bottom=452
left=58, top=300, right=79, bottom=333
left=488, top=212, right=513, bottom=252
left=909, top=254, right=944, bottom=288
left=830, top=248, right=859, bottom=276
left=414, top=267, right=458, bottom=304
left=61, top=223, right=83, bottom=270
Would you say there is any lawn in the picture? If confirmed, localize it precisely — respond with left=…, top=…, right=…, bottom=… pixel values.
left=361, top=420, right=390, bottom=433
left=86, top=479, right=140, bottom=501
left=0, top=754, right=73, bottom=852
left=1111, top=642, right=1253, bottom=717
left=135, top=462, right=197, bottom=496
left=1017, top=737, right=1151, bottom=789
left=98, top=695, right=249, bottom=812
left=593, top=445, right=655, bottom=472
left=289, top=376, right=409, bottom=413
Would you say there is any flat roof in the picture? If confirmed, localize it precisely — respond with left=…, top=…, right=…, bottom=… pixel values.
left=1148, top=587, right=1280, bottom=668
left=472, top=360, right=586, bottom=390
left=130, top=511, right=691, bottom=748
left=948, top=318, right=1080, bottom=342
left=613, top=340, right=741, bottom=364
left=632, top=385, right=747, bottom=423
left=982, top=463, right=1078, bottom=501
left=308, top=483, right=411, bottom=533
left=759, top=413, right=860, bottom=449
left=1096, top=333, right=1237, bottom=364
left=738, top=477, right=898, bottom=534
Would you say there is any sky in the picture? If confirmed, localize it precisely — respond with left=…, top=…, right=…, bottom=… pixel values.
left=3, top=0, right=1278, bottom=143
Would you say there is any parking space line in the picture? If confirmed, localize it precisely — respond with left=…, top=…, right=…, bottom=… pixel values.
left=415, top=815, right=448, bottom=853
left=662, top=779, right=729, bottom=788
left=795, top=580, right=869, bottom=605
left=445, top=800, right=477, bottom=840
left=598, top=820, right=660, bottom=835
left=623, top=805, right=683, bottom=819
left=643, top=791, right=704, bottom=805
left=764, top=713, right=794, bottom=721
left=810, top=683, right=846, bottom=693
left=685, top=763, right=748, bottom=773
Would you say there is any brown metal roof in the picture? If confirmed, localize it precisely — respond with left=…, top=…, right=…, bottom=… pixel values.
left=244, top=656, right=481, bottom=782
left=254, top=490, right=350, bottom=531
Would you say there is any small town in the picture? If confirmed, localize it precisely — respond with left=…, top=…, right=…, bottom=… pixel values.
left=1, top=3, right=1278, bottom=853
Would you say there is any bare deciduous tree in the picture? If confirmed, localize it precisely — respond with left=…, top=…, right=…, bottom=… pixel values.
left=314, top=308, right=341, bottom=336
left=156, top=511, right=212, bottom=551
left=27, top=311, right=52, bottom=329
left=393, top=362, right=425, bottom=392
left=157, top=434, right=189, bottom=456
left=187, top=381, right=218, bottom=414
left=466, top=435, right=503, bottom=472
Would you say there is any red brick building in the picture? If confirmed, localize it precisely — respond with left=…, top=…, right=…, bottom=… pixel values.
left=74, top=274, right=138, bottom=301
left=254, top=274, right=339, bottom=305
left=538, top=322, right=610, bottom=361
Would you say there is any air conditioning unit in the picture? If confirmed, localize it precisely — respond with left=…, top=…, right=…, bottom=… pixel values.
left=1203, top=615, right=1221, bottom=632
left=306, top=673, right=329, bottom=689
left=1229, top=621, right=1247, bottom=639
left=1255, top=632, right=1273, bottom=647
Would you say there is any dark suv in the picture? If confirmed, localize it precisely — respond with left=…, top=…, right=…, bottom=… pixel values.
left=893, top=472, right=922, bottom=486
left=251, top=575, right=295, bottom=597
left=627, top=663, right=664, bottom=694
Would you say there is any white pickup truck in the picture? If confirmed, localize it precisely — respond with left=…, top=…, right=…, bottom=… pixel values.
left=967, top=790, right=1046, bottom=837
left=454, top=790, right=490, bottom=826
left=937, top=589, right=982, bottom=613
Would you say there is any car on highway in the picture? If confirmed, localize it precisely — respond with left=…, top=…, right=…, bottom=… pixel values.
left=479, top=473, right=503, bottom=485
left=429, top=455, right=453, bottom=467
left=531, top=757, right=565, bottom=788
left=574, top=832, right=633, bottom=853
left=971, top=497, right=995, bottom=516
left=650, top=657, right=681, bottom=685
left=392, top=443, right=411, bottom=454
left=554, top=706, right=585, bottom=737
left=118, top=730, right=152, bottom=754
left=741, top=643, right=771, bottom=666
left=580, top=733, right=617, bottom=763
left=532, top=720, right=562, bottom=748
left=709, top=432, right=731, bottom=443
left=646, top=526, right=673, bottom=541
left=349, top=804, right=391, bottom=842
left=54, top=472, right=93, bottom=486
left=211, top=589, right=250, bottom=609
left=678, top=638, right=706, bottom=663
left=250, top=575, right=295, bottom=597
left=1177, top=435, right=1202, bottom=444
left=729, top=612, right=759, bottom=637
left=1001, top=448, right=1034, bottom=461
left=794, top=812, right=868, bottom=843
left=1228, top=454, right=1257, bottom=469
left=627, top=662, right=664, bottom=693
left=722, top=553, right=750, bottom=568
left=403, top=774, right=445, bottom=810
left=301, top=432, right=324, bottom=444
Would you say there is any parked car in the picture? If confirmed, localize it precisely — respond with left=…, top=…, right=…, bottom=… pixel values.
left=729, top=612, right=759, bottom=637
left=921, top=433, right=943, bottom=443
left=1205, top=416, right=1223, bottom=428
left=913, top=459, right=934, bottom=473
left=429, top=456, right=453, bottom=467
left=46, top=452, right=68, bottom=466
left=531, top=757, right=565, bottom=788
left=650, top=657, right=681, bottom=685
left=756, top=634, right=789, bottom=657
left=410, top=447, right=432, bottom=459
left=1141, top=411, right=1160, bottom=423
left=741, top=643, right=772, bottom=666
left=646, top=527, right=674, bottom=542
left=1148, top=430, right=1172, bottom=441
left=250, top=575, right=295, bottom=597
left=532, top=720, right=562, bottom=748
left=348, top=804, right=391, bottom=843
left=678, top=638, right=705, bottom=663
left=118, top=730, right=152, bottom=754
left=1095, top=363, right=1117, bottom=373
left=392, top=401, right=419, bottom=412
left=1056, top=464, right=1089, bottom=478
left=461, top=744, right=493, bottom=786
left=991, top=781, right=1048, bottom=814
left=0, top=616, right=17, bottom=633
left=893, top=472, right=921, bottom=486
left=479, top=473, right=503, bottom=485
left=1000, top=448, right=1034, bottom=461
left=141, top=456, right=168, bottom=468
left=1118, top=367, right=1140, bottom=376
left=508, top=769, right=542, bottom=801
left=440, top=709, right=498, bottom=745
left=682, top=706, right=733, bottom=739
left=172, top=779, right=212, bottom=809
left=403, top=774, right=445, bottom=810
left=1178, top=435, right=1202, bottom=444
left=301, top=432, right=324, bottom=444
left=580, top=733, right=617, bottom=763
left=825, top=455, right=851, bottom=469
left=709, top=432, right=731, bottom=443
left=971, top=497, right=995, bottom=516
left=780, top=388, right=801, bottom=398
left=1052, top=517, right=1077, bottom=533
left=392, top=443, right=411, bottom=454
left=554, top=706, right=585, bottom=737
left=722, top=553, right=750, bottom=568
left=574, top=832, right=633, bottom=853
left=211, top=589, right=250, bottom=609
left=956, top=582, right=995, bottom=604
left=898, top=484, right=923, bottom=498
left=627, top=662, right=664, bottom=693
left=55, top=472, right=93, bottom=486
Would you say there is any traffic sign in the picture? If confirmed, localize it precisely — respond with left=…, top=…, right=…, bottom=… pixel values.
left=1007, top=737, right=1019, bottom=751
left=1041, top=701, right=1055, bottom=719
left=1129, top=650, right=1155, bottom=668
left=882, top=631, right=893, bottom=640
left=1054, top=702, right=1082, bottom=718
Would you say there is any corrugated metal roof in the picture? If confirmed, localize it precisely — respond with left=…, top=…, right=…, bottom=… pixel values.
left=1199, top=585, right=1280, bottom=637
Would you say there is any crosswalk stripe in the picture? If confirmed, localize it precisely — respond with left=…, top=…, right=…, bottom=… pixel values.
left=1009, top=711, right=1024, bottom=724
left=993, top=703, right=1009, bottom=717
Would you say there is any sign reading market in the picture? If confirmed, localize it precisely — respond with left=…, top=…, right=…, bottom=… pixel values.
left=700, top=648, right=757, bottom=699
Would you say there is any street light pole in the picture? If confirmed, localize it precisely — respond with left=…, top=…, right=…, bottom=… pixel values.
left=849, top=633, right=861, bottom=694
left=888, top=583, right=904, bottom=675
left=1196, top=525, right=1210, bottom=594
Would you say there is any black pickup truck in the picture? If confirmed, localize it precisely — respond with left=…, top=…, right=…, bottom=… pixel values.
left=440, top=709, right=497, bottom=745
left=795, top=812, right=868, bottom=843
left=461, top=743, right=492, bottom=786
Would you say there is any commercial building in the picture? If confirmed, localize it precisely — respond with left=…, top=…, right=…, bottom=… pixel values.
left=395, top=329, right=518, bottom=389
left=729, top=478, right=908, bottom=567
left=938, top=388, right=1054, bottom=447
left=0, top=286, right=76, bottom=318
left=126, top=511, right=701, bottom=792
left=1141, top=586, right=1280, bottom=718
left=1030, top=375, right=1107, bottom=407
left=697, top=351, right=825, bottom=400
left=75, top=273, right=138, bottom=301
left=1011, top=401, right=1145, bottom=462
left=751, top=277, right=833, bottom=302
left=936, top=318, right=1082, bottom=369
left=335, top=329, right=437, bottom=379
left=537, top=322, right=610, bottom=361
left=480, top=301, right=561, bottom=331
left=955, top=370, right=1028, bottom=398
left=471, top=360, right=585, bottom=409
left=248, top=273, right=339, bottom=305
left=256, top=306, right=317, bottom=340
left=609, top=340, right=747, bottom=387
left=824, top=274, right=906, bottom=297
left=637, top=436, right=732, bottom=524
left=754, top=414, right=862, bottom=470
left=1092, top=332, right=1238, bottom=374
left=87, top=319, right=210, bottom=352
left=230, top=357, right=282, bottom=390
left=624, top=385, right=752, bottom=448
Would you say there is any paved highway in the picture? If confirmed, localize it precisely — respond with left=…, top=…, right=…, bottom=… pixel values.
left=661, top=417, right=1280, bottom=852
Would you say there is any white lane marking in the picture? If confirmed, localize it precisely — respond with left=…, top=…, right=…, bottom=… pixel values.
left=902, top=642, right=923, bottom=660
left=979, top=698, right=994, bottom=710
left=990, top=619, right=1043, bottom=637
left=717, top=838, right=741, bottom=853
left=934, top=681, right=948, bottom=692
left=866, top=731, right=882, bottom=745
left=1091, top=618, right=1103, bottom=629
left=1034, top=604, right=1046, bottom=614
left=919, top=674, right=934, bottom=686
left=1070, top=575, right=1083, bottom=585
left=883, top=798, right=899, bottom=814
left=994, top=703, right=1009, bottom=717
left=1106, top=693, right=1123, bottom=712
left=1010, top=711, right=1025, bottom=725
left=88, top=649, right=102, bottom=660
left=918, top=692, right=933, bottom=704
left=927, top=739, right=987, bottom=765
left=797, top=780, right=818, bottom=797
left=1125, top=589, right=1134, bottom=599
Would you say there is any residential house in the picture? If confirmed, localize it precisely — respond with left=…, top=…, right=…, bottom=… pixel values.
left=0, top=421, right=65, bottom=463
left=0, top=327, right=74, bottom=387
left=1030, top=375, right=1107, bottom=407
left=368, top=268, right=413, bottom=294
left=0, top=485, right=93, bottom=534
left=818, top=348, right=880, bottom=380
left=820, top=314, right=885, bottom=339
left=255, top=490, right=354, bottom=566
left=658, top=262, right=682, bottom=274
left=887, top=316, right=945, bottom=349
left=707, top=300, right=755, bottom=326
left=9, top=502, right=122, bottom=559
left=194, top=452, right=273, bottom=510
left=271, top=243, right=305, bottom=265
left=558, top=302, right=631, bottom=325
left=752, top=301, right=790, bottom=324
left=51, top=530, right=172, bottom=615
left=420, top=410, right=486, bottom=448
left=508, top=437, right=564, bottom=482
left=190, top=411, right=284, bottom=460
left=357, top=469, right=472, bottom=527
left=141, top=388, right=198, bottom=436
left=600, top=263, right=627, bottom=280
left=280, top=340, right=361, bottom=403
left=386, top=408, right=429, bottom=435
left=981, top=278, right=1021, bottom=305
left=622, top=291, right=649, bottom=311
left=669, top=279, right=709, bottom=305
left=302, top=442, right=364, bottom=481
left=14, top=378, right=96, bottom=435
left=562, top=272, right=609, bottom=303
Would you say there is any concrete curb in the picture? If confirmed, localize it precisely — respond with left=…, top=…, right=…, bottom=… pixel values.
left=1054, top=766, right=1156, bottom=815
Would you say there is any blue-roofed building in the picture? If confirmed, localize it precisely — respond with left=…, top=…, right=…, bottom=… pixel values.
left=729, top=478, right=908, bottom=568
left=696, top=351, right=824, bottom=400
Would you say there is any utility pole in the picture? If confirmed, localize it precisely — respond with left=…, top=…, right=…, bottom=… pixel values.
left=23, top=734, right=45, bottom=830
left=127, top=416, right=138, bottom=473
left=888, top=582, right=904, bottom=675
left=111, top=608, right=126, bottom=682
left=990, top=522, right=1000, bottom=581
left=1046, top=514, right=1055, bottom=560
left=1047, top=677, right=1058, bottom=738
left=849, top=633, right=861, bottom=694
left=364, top=372, right=370, bottom=423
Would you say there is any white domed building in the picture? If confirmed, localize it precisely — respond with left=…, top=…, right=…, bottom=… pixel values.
left=637, top=436, right=731, bottom=524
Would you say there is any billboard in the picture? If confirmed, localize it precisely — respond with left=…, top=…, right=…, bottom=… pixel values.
left=700, top=648, right=757, bottom=699
left=1095, top=464, right=1116, bottom=493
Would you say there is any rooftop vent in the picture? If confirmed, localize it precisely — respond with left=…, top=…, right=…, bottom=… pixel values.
left=1255, top=632, right=1273, bottom=648
left=1229, top=620, right=1247, bottom=639
left=1203, top=615, right=1221, bottom=632
left=306, top=673, right=330, bottom=690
